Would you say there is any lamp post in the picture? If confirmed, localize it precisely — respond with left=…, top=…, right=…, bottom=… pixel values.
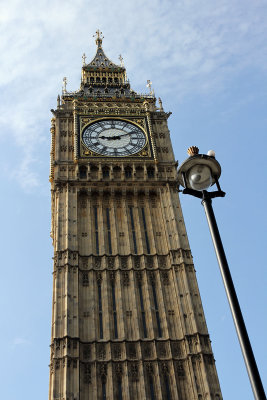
left=177, top=146, right=266, bottom=400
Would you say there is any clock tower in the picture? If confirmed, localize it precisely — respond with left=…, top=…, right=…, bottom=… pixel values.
left=49, top=31, right=222, bottom=400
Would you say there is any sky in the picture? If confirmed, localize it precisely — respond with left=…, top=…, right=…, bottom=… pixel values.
left=0, top=0, right=266, bottom=399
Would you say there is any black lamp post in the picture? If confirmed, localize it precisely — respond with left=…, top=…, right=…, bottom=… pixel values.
left=177, top=146, right=266, bottom=400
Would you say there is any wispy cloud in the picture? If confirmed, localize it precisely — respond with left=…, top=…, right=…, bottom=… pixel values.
left=0, top=0, right=266, bottom=190
left=11, top=337, right=31, bottom=347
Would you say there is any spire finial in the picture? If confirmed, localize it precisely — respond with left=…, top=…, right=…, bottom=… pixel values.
left=118, top=54, right=124, bottom=67
left=62, top=77, right=67, bottom=94
left=93, top=29, right=104, bottom=47
left=146, top=80, right=154, bottom=96
left=82, top=53, right=86, bottom=66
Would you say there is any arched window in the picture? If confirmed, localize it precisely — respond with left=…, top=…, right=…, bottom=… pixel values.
left=136, top=166, right=144, bottom=179
left=79, top=165, right=87, bottom=179
left=113, top=166, right=121, bottom=179
left=147, top=167, right=155, bottom=178
left=90, top=165, right=98, bottom=179
left=102, top=167, right=110, bottom=179
left=124, top=167, right=132, bottom=178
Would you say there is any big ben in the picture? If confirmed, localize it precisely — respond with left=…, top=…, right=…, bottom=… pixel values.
left=49, top=31, right=222, bottom=400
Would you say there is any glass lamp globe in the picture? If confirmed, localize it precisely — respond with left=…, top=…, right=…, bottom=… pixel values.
left=188, top=164, right=212, bottom=191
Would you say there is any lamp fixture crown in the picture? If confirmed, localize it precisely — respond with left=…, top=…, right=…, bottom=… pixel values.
left=187, top=146, right=199, bottom=156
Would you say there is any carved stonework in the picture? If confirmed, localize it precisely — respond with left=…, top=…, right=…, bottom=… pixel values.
left=133, top=256, right=140, bottom=269
left=157, top=342, right=167, bottom=358
left=84, top=363, right=91, bottom=384
left=96, top=272, right=102, bottom=284
left=98, top=363, right=107, bottom=382
left=107, top=257, right=115, bottom=269
left=127, top=343, right=137, bottom=359
left=136, top=271, right=142, bottom=283
left=176, top=361, right=185, bottom=377
left=121, top=256, right=128, bottom=269
left=129, top=363, right=139, bottom=381
left=159, top=256, right=167, bottom=268
left=83, top=345, right=90, bottom=360
left=161, top=271, right=170, bottom=285
left=146, top=256, right=154, bottom=269
left=112, top=344, right=122, bottom=359
left=171, top=341, right=183, bottom=358
left=109, top=271, right=115, bottom=282
left=145, top=362, right=153, bottom=375
left=122, top=271, right=129, bottom=286
left=97, top=344, right=106, bottom=360
left=94, top=256, right=101, bottom=269
left=161, top=362, right=169, bottom=375
left=82, top=272, right=89, bottom=286
left=115, top=363, right=123, bottom=379
left=142, top=342, right=152, bottom=359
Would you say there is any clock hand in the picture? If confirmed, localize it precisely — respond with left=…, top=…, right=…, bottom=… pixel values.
left=99, top=132, right=133, bottom=140
left=99, top=135, right=122, bottom=140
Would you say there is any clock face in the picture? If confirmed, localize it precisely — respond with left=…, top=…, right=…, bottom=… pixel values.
left=82, top=119, right=147, bottom=157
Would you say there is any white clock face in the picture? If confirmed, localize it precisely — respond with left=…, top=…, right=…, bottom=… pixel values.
left=82, top=119, right=147, bottom=157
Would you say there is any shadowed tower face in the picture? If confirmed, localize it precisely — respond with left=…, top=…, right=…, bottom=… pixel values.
left=49, top=31, right=222, bottom=400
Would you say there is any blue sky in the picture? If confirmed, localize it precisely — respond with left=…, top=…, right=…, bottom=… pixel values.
left=0, top=0, right=266, bottom=399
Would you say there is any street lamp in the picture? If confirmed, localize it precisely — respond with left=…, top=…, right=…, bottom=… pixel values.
left=177, top=146, right=266, bottom=400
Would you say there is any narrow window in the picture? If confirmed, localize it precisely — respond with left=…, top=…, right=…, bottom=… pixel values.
left=151, top=282, right=162, bottom=337
left=164, top=374, right=171, bottom=400
left=149, top=376, right=156, bottom=400
left=106, top=208, right=112, bottom=254
left=98, top=283, right=103, bottom=339
left=118, top=379, right=122, bottom=400
left=138, top=282, right=147, bottom=338
left=102, top=380, right=106, bottom=400
left=141, top=207, right=150, bottom=254
left=129, top=206, right=137, bottom=254
left=94, top=206, right=99, bottom=255
left=125, top=167, right=132, bottom=178
left=79, top=165, right=87, bottom=179
left=147, top=167, right=155, bottom=178
left=111, top=282, right=118, bottom=339
left=103, top=167, right=109, bottom=178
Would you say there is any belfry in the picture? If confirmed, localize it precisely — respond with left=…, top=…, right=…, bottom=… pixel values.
left=49, top=31, right=222, bottom=400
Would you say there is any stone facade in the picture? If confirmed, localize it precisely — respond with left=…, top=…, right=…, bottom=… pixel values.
left=49, top=32, right=222, bottom=400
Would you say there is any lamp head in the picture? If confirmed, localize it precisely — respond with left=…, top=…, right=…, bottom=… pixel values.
left=177, top=146, right=222, bottom=191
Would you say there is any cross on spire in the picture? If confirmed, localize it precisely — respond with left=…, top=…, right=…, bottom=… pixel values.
left=93, top=29, right=104, bottom=47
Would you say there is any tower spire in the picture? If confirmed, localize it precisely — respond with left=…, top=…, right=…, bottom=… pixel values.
left=93, top=29, right=104, bottom=47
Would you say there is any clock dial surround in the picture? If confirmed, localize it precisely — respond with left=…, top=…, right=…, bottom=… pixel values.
left=82, top=119, right=147, bottom=157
